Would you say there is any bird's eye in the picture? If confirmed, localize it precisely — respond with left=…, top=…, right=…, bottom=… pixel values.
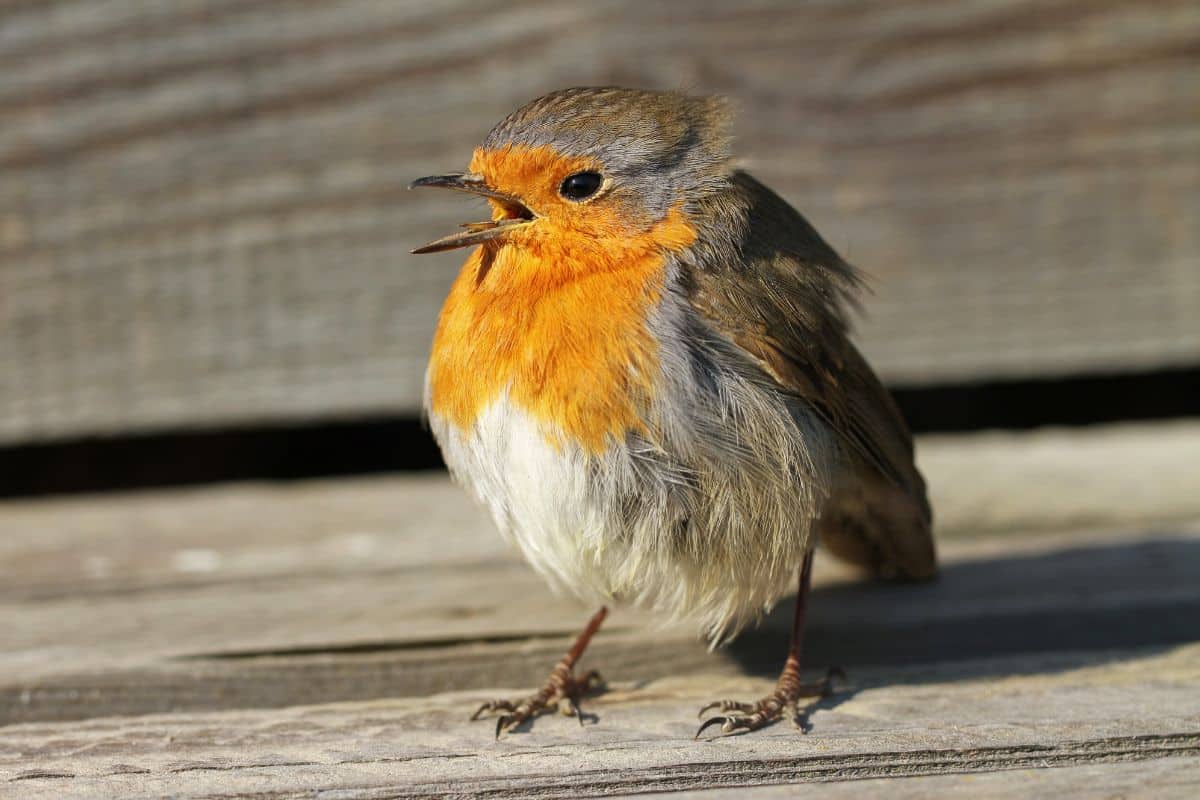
left=559, top=171, right=604, bottom=201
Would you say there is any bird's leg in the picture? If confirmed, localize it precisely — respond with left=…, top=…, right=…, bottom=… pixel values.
left=696, top=550, right=842, bottom=738
left=472, top=606, right=608, bottom=738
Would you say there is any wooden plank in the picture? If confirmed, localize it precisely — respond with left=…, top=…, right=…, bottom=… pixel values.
left=1, top=645, right=1198, bottom=798
left=667, top=758, right=1200, bottom=799
left=3, top=518, right=1198, bottom=725
left=3, top=421, right=1197, bottom=602
left=1, top=423, right=1199, bottom=795
left=919, top=421, right=1200, bottom=536
left=1, top=0, right=1198, bottom=443
left=2, top=423, right=1199, bottom=726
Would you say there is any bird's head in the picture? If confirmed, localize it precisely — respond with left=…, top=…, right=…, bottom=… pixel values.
left=410, top=87, right=734, bottom=261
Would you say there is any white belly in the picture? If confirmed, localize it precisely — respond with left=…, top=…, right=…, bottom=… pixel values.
left=430, top=397, right=630, bottom=603
left=428, top=373, right=838, bottom=645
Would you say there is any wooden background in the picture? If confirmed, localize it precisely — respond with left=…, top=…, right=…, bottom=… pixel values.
left=1, top=0, right=1198, bottom=445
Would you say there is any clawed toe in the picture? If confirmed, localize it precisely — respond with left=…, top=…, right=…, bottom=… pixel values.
left=694, top=708, right=775, bottom=739
left=470, top=668, right=605, bottom=738
left=470, top=699, right=517, bottom=721
left=470, top=699, right=535, bottom=738
left=694, top=667, right=845, bottom=739
left=471, top=695, right=547, bottom=738
left=695, top=713, right=752, bottom=738
left=697, top=699, right=756, bottom=719
left=468, top=608, right=609, bottom=738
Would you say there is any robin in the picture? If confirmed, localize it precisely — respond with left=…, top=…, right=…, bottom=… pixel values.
left=410, top=87, right=935, bottom=739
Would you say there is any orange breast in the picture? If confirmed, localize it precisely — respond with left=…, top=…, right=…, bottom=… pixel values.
left=428, top=209, right=696, bottom=455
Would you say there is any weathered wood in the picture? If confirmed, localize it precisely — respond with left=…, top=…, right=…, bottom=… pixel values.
left=2, top=424, right=1200, bottom=795
left=1, top=1, right=1198, bottom=443
left=2, top=423, right=1200, bottom=727
left=2, top=646, right=1198, bottom=798
left=3, top=516, right=1198, bottom=723
left=671, top=758, right=1200, bottom=799
left=3, top=421, right=1198, bottom=600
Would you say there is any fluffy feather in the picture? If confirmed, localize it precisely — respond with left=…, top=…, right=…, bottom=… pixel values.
left=423, top=87, right=935, bottom=646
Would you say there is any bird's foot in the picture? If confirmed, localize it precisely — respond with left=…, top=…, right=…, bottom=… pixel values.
left=472, top=606, right=609, bottom=739
left=695, top=666, right=844, bottom=738
left=472, top=665, right=605, bottom=739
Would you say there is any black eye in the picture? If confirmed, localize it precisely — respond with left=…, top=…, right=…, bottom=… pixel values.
left=559, top=171, right=604, bottom=201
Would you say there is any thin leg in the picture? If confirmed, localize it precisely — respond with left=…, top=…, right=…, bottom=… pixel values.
left=696, top=550, right=842, bottom=738
left=472, top=606, right=608, bottom=738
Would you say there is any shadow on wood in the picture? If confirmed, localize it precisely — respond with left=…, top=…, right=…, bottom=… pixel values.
left=729, top=534, right=1200, bottom=681
left=6, top=530, right=1196, bottom=727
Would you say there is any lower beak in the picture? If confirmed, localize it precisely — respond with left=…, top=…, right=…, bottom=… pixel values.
left=408, top=173, right=535, bottom=254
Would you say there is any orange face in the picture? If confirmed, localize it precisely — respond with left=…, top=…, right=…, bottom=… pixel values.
left=420, top=144, right=698, bottom=453
left=472, top=146, right=624, bottom=252
left=464, top=144, right=696, bottom=280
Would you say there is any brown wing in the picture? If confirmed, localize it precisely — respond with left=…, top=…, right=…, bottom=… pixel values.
left=684, top=171, right=935, bottom=578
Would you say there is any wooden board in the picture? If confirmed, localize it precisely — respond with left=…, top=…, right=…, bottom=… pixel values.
left=1, top=423, right=1200, bottom=796
left=2, top=0, right=1199, bottom=444
left=3, top=648, right=1199, bottom=798
left=670, top=760, right=1200, bottom=800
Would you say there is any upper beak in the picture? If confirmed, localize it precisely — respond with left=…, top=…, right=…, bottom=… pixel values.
left=408, top=173, right=536, bottom=254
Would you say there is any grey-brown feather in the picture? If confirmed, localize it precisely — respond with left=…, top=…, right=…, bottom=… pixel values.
left=678, top=171, right=936, bottom=580
left=484, top=87, right=733, bottom=225
left=428, top=87, right=935, bottom=651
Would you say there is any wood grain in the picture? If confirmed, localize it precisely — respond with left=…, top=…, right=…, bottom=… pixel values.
left=1, top=424, right=1199, bottom=713
left=1, top=0, right=1198, bottom=443
left=2, top=647, right=1199, bottom=798
left=2, top=424, right=1200, bottom=795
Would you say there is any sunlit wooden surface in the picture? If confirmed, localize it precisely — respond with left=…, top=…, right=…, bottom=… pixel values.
left=2, top=422, right=1199, bottom=797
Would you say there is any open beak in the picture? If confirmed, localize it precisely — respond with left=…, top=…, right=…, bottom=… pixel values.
left=408, top=173, right=536, bottom=254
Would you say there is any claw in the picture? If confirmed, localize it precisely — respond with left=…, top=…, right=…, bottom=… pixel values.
left=696, top=714, right=756, bottom=739
left=471, top=669, right=603, bottom=738
left=693, top=666, right=845, bottom=739
left=469, top=607, right=608, bottom=739
left=566, top=696, right=584, bottom=724
left=695, top=715, right=733, bottom=739
left=471, top=699, right=516, bottom=721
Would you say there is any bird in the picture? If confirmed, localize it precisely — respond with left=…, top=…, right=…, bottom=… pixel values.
left=410, top=87, right=936, bottom=739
